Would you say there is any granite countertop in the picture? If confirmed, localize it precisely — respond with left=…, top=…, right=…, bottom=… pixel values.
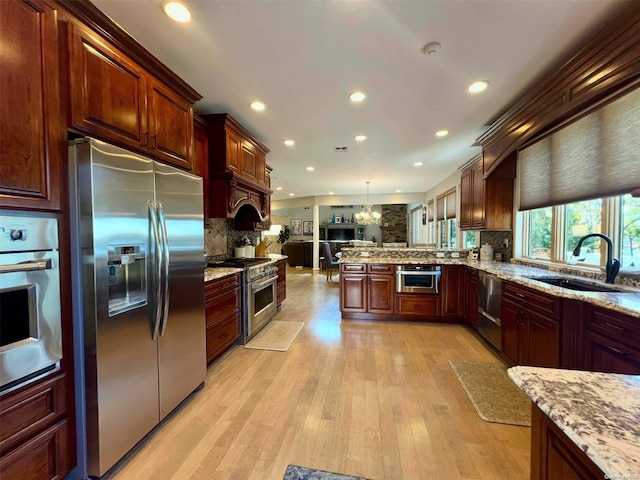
left=508, top=366, right=640, bottom=478
left=338, top=256, right=640, bottom=318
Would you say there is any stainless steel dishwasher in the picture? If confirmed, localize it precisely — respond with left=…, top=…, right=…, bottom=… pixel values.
left=478, top=272, right=502, bottom=350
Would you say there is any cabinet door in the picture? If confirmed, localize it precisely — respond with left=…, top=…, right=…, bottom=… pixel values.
left=193, top=118, right=209, bottom=219
left=340, top=275, right=367, bottom=313
left=368, top=275, right=394, bottom=314
left=471, top=160, right=485, bottom=228
left=459, top=168, right=472, bottom=229
left=501, top=298, right=522, bottom=365
left=528, top=311, right=560, bottom=368
left=69, top=22, right=147, bottom=149
left=148, top=77, right=194, bottom=170
left=256, top=152, right=267, bottom=186
left=0, top=0, right=62, bottom=210
left=241, top=142, right=258, bottom=183
left=225, top=130, right=242, bottom=173
left=467, top=272, right=479, bottom=328
left=441, top=266, right=461, bottom=317
left=583, top=331, right=640, bottom=374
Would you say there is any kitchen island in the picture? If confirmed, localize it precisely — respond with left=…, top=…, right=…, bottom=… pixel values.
left=508, top=366, right=640, bottom=479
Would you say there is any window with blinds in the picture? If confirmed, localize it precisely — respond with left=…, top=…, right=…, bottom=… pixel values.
left=518, top=86, right=640, bottom=211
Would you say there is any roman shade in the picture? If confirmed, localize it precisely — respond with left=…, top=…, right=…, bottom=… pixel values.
left=436, top=195, right=445, bottom=221
left=427, top=200, right=434, bottom=221
left=446, top=189, right=456, bottom=219
left=518, top=86, right=640, bottom=211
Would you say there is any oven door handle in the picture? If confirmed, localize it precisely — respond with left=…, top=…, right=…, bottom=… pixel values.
left=397, top=271, right=440, bottom=276
left=0, top=259, right=52, bottom=273
left=251, top=275, right=277, bottom=291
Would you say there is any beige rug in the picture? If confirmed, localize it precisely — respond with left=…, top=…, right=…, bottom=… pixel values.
left=448, top=359, right=531, bottom=427
left=244, top=321, right=304, bottom=352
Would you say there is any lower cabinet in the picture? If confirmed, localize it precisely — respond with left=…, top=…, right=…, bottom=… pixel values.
left=581, top=305, right=640, bottom=374
left=440, top=265, right=461, bottom=318
left=340, top=264, right=394, bottom=315
left=530, top=404, right=604, bottom=480
left=205, top=273, right=241, bottom=364
left=462, top=267, right=479, bottom=328
left=0, top=374, right=71, bottom=480
left=276, top=258, right=286, bottom=307
left=501, top=282, right=560, bottom=368
left=395, top=294, right=439, bottom=316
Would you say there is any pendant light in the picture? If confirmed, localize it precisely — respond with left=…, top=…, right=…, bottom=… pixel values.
left=355, top=182, right=381, bottom=225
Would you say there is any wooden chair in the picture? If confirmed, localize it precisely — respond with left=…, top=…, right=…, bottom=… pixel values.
left=321, top=242, right=339, bottom=281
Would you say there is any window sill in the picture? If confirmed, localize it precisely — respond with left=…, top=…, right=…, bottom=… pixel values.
left=513, top=257, right=640, bottom=280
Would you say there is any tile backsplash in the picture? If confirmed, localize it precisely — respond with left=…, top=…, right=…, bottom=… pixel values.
left=205, top=218, right=262, bottom=259
left=479, top=230, right=513, bottom=261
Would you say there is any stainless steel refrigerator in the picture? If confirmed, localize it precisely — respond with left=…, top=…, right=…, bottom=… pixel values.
left=68, top=138, right=206, bottom=477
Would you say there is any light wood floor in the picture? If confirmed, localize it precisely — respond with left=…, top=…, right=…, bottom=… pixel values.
left=108, top=268, right=530, bottom=480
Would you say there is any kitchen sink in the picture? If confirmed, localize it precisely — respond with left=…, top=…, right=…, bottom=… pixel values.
left=525, top=276, right=625, bottom=293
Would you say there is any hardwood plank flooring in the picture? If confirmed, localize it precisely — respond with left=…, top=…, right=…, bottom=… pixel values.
left=107, top=268, right=530, bottom=480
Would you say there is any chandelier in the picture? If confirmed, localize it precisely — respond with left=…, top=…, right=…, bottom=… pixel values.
left=355, top=181, right=381, bottom=225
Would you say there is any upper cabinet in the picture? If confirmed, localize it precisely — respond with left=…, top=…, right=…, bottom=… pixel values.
left=459, top=152, right=515, bottom=231
left=0, top=0, right=63, bottom=211
left=68, top=22, right=195, bottom=171
left=201, top=114, right=272, bottom=230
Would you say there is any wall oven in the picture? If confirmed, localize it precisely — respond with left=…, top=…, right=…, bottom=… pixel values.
left=0, top=215, right=61, bottom=394
left=396, top=265, right=441, bottom=294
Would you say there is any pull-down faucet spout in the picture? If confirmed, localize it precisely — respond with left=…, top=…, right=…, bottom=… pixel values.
left=572, top=233, right=620, bottom=284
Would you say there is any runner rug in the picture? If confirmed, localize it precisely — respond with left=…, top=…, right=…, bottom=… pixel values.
left=448, top=359, right=531, bottom=427
left=244, top=321, right=304, bottom=352
left=283, top=464, right=369, bottom=480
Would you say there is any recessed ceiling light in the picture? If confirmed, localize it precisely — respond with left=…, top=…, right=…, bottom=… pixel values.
left=349, top=91, right=366, bottom=103
left=396, top=189, right=402, bottom=193
left=283, top=139, right=295, bottom=146
left=329, top=192, right=334, bottom=195
left=276, top=187, right=283, bottom=191
left=162, top=0, right=191, bottom=22
left=435, top=130, right=449, bottom=137
left=468, top=80, right=489, bottom=93
left=250, top=101, right=266, bottom=111
left=414, top=162, right=423, bottom=167
left=354, top=135, right=367, bottom=142
left=288, top=193, right=295, bottom=196
left=306, top=166, right=314, bottom=172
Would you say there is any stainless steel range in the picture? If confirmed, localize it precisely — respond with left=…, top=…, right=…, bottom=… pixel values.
left=208, top=258, right=278, bottom=343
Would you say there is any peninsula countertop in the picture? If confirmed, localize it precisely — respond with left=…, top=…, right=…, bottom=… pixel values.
left=338, top=255, right=640, bottom=318
left=508, top=366, right=640, bottom=478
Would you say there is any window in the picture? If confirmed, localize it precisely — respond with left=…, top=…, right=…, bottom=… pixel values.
left=520, top=194, right=638, bottom=271
left=622, top=195, right=640, bottom=268
left=435, top=188, right=457, bottom=248
left=463, top=231, right=478, bottom=249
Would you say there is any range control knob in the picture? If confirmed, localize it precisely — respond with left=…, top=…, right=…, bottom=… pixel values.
left=10, top=229, right=24, bottom=241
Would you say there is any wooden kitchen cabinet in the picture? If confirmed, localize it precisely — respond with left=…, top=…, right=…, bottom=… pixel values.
left=0, top=374, right=71, bottom=480
left=530, top=404, right=604, bottom=480
left=68, top=21, right=196, bottom=171
left=193, top=115, right=210, bottom=220
left=340, top=273, right=367, bottom=313
left=459, top=153, right=515, bottom=231
left=441, top=265, right=461, bottom=318
left=340, top=264, right=394, bottom=315
left=462, top=267, right=479, bottom=328
left=581, top=306, right=640, bottom=374
left=205, top=273, right=241, bottom=364
left=501, top=282, right=560, bottom=368
left=276, top=258, right=287, bottom=307
left=0, top=0, right=63, bottom=211
left=368, top=274, right=394, bottom=314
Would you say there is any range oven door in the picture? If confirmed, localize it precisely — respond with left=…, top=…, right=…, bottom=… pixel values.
left=0, top=251, right=62, bottom=393
left=246, top=274, right=278, bottom=341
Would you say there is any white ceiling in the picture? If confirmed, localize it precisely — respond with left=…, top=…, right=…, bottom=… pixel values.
left=92, top=0, right=626, bottom=204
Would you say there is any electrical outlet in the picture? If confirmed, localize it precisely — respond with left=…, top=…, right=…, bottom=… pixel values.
left=360, top=251, right=370, bottom=257
left=503, top=238, right=509, bottom=248
left=436, top=252, right=445, bottom=258
left=451, top=252, right=460, bottom=258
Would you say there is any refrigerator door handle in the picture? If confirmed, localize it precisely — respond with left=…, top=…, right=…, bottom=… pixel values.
left=157, top=202, right=171, bottom=336
left=149, top=201, right=163, bottom=340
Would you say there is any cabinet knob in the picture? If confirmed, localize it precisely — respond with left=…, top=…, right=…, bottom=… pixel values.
left=141, top=131, right=149, bottom=146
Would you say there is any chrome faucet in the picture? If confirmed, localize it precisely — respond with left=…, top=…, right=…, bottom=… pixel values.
left=572, top=233, right=620, bottom=284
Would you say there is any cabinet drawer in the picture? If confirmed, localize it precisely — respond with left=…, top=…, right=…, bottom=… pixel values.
left=206, top=313, right=240, bottom=363
left=277, top=284, right=286, bottom=304
left=367, top=264, right=393, bottom=274
left=585, top=307, right=640, bottom=350
left=0, top=375, right=66, bottom=451
left=205, top=273, right=240, bottom=295
left=341, top=263, right=366, bottom=273
left=0, top=418, right=70, bottom=480
left=583, top=330, right=640, bottom=375
left=503, top=282, right=560, bottom=319
left=396, top=294, right=440, bottom=316
left=206, top=293, right=239, bottom=327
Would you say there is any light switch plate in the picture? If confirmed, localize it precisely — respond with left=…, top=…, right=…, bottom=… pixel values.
left=436, top=252, right=445, bottom=258
left=451, top=252, right=460, bottom=258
